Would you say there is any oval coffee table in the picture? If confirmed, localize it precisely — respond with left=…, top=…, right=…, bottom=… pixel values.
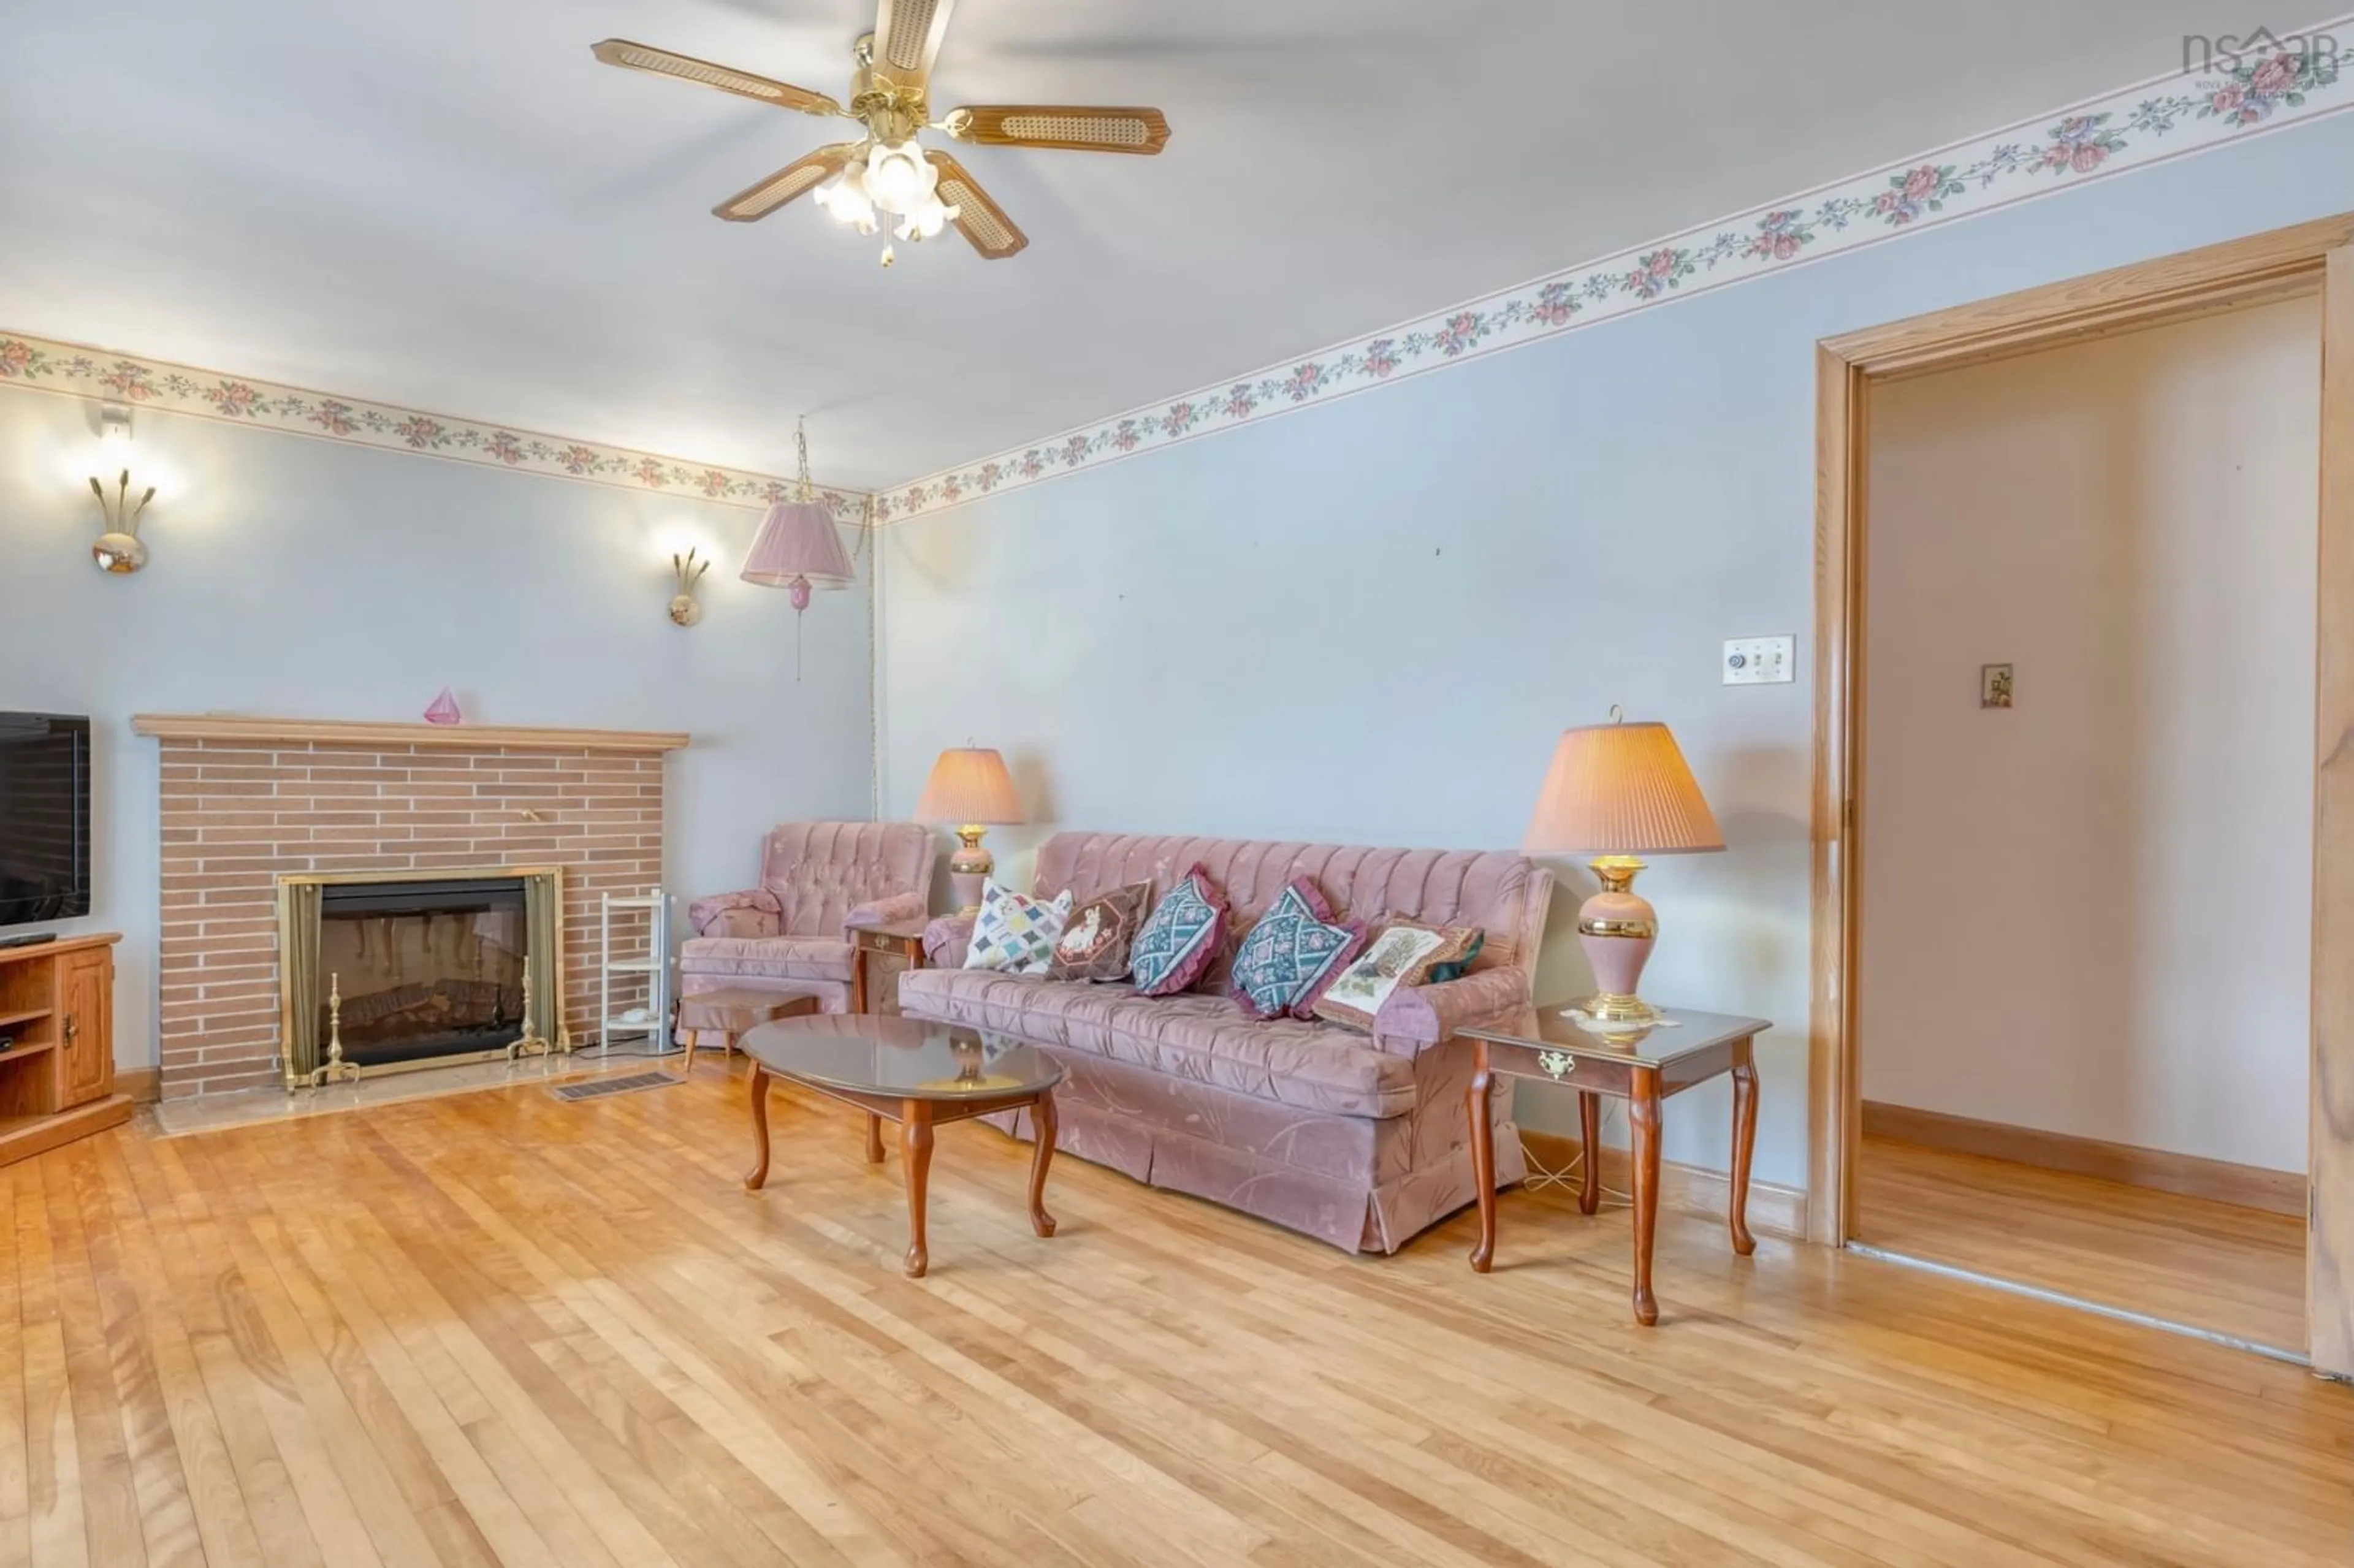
left=739, top=1013, right=1063, bottom=1278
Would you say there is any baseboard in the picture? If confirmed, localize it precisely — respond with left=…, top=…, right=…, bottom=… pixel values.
left=118, top=1066, right=161, bottom=1105
left=0, top=1095, right=134, bottom=1170
left=1518, top=1130, right=1807, bottom=1242
left=1861, top=1101, right=2305, bottom=1218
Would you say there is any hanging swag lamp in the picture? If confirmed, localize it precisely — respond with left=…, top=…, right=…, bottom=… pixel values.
left=741, top=417, right=857, bottom=676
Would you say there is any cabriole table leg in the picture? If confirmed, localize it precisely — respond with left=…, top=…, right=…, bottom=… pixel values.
left=743, top=1064, right=772, bottom=1191
left=901, top=1100, right=934, bottom=1277
left=1466, top=1038, right=1497, bottom=1273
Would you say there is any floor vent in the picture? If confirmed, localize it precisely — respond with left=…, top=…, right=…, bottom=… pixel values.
left=550, top=1070, right=679, bottom=1104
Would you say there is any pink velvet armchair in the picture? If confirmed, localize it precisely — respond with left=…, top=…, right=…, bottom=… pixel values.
left=679, top=821, right=937, bottom=1018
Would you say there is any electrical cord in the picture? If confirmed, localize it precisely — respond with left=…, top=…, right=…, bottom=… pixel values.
left=1517, top=1097, right=1636, bottom=1209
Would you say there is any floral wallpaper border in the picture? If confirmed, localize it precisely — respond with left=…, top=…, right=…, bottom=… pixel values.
left=0, top=332, right=868, bottom=524
left=872, top=33, right=2351, bottom=523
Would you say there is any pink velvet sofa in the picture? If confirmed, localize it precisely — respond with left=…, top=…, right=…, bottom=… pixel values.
left=907, top=833, right=1553, bottom=1254
left=680, top=821, right=937, bottom=1018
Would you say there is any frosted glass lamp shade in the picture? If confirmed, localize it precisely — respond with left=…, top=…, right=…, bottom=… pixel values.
left=914, top=748, right=1024, bottom=826
left=741, top=500, right=856, bottom=604
left=1523, top=721, right=1724, bottom=856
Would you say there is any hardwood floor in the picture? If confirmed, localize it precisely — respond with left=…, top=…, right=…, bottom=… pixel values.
left=1, top=1070, right=2347, bottom=1567
left=1856, top=1133, right=2309, bottom=1353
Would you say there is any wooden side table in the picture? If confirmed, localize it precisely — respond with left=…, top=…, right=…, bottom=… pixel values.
left=850, top=916, right=929, bottom=1015
left=1458, top=1007, right=1769, bottom=1326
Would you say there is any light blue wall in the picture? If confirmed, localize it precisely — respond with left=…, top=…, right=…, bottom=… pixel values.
left=878, top=112, right=2354, bottom=1191
left=0, top=398, right=873, bottom=1070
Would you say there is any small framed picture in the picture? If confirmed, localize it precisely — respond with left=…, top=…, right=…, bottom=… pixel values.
left=1981, top=663, right=2014, bottom=709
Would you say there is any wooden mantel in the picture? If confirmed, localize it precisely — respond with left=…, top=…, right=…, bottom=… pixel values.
left=130, top=714, right=690, bottom=753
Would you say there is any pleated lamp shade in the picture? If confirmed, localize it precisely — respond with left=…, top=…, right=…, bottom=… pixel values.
left=741, top=500, right=856, bottom=607
left=1523, top=720, right=1724, bottom=856
left=913, top=748, right=1026, bottom=826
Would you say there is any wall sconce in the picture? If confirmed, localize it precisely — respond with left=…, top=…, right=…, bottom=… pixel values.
left=668, top=547, right=710, bottom=626
left=86, top=404, right=155, bottom=574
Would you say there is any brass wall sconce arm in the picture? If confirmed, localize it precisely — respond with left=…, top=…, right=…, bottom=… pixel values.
left=669, top=547, right=711, bottom=626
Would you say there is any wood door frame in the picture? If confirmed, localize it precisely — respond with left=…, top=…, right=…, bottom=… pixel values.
left=1808, top=212, right=2354, bottom=1375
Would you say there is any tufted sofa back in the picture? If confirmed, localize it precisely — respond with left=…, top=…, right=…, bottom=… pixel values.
left=1030, top=834, right=1552, bottom=972
left=760, top=821, right=937, bottom=936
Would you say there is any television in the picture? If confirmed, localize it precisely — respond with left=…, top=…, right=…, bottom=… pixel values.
left=0, top=714, right=91, bottom=927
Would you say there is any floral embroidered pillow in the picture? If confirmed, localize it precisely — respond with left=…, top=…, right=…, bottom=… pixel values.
left=1128, top=864, right=1230, bottom=997
left=1046, top=881, right=1154, bottom=983
left=962, top=881, right=1074, bottom=975
left=1227, top=878, right=1366, bottom=1021
left=1311, top=918, right=1480, bottom=1032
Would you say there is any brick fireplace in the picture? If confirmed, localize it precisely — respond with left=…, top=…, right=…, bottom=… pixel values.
left=131, top=715, right=687, bottom=1098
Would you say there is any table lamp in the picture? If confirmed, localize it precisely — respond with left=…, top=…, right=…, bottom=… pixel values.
left=1523, top=711, right=1724, bottom=1025
left=915, top=747, right=1025, bottom=913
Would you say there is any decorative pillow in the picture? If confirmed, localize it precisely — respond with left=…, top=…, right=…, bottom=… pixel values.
left=962, top=882, right=1075, bottom=975
left=1046, top=881, right=1155, bottom=983
left=1311, top=918, right=1480, bottom=1032
left=1129, top=864, right=1230, bottom=997
left=1290, top=913, right=1374, bottom=1022
left=1227, top=878, right=1366, bottom=1021
left=1423, top=930, right=1486, bottom=985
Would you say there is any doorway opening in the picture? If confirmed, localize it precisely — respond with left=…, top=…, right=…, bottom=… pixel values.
left=1854, top=297, right=2314, bottom=1357
left=1807, top=215, right=2354, bottom=1377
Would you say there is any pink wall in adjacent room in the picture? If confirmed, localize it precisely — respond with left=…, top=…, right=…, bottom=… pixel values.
left=1859, top=297, right=2318, bottom=1172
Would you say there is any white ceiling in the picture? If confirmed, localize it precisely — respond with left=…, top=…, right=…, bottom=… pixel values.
left=0, top=0, right=2277, bottom=490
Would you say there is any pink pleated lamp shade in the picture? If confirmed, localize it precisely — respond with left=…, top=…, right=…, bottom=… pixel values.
left=741, top=500, right=856, bottom=609
left=913, top=748, right=1025, bottom=826
left=1523, top=720, right=1724, bottom=857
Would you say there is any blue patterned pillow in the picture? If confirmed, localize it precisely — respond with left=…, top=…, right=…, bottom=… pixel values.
left=1129, top=864, right=1230, bottom=997
left=1227, top=878, right=1367, bottom=1020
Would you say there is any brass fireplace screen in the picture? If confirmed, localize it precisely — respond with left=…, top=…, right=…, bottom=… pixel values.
left=276, top=867, right=565, bottom=1088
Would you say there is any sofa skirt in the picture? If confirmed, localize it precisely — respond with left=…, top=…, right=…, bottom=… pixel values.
left=972, top=1041, right=1524, bottom=1255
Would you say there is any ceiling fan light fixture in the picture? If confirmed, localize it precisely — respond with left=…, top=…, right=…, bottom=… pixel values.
left=895, top=194, right=959, bottom=242
left=863, top=138, right=934, bottom=213
left=813, top=158, right=875, bottom=227
left=592, top=4, right=1168, bottom=262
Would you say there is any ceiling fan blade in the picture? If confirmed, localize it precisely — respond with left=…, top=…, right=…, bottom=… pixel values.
left=869, top=0, right=958, bottom=89
left=942, top=105, right=1170, bottom=154
left=712, top=143, right=858, bottom=222
left=924, top=151, right=1028, bottom=260
left=592, top=38, right=841, bottom=117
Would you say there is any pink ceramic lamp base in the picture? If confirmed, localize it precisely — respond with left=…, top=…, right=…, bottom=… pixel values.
left=1568, top=866, right=1670, bottom=1027
left=948, top=828, right=994, bottom=916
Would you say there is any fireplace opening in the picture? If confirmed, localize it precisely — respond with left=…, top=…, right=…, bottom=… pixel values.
left=318, top=876, right=528, bottom=1067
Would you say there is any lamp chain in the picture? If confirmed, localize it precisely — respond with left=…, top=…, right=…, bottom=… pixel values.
left=790, top=412, right=882, bottom=818
left=864, top=493, right=880, bottom=820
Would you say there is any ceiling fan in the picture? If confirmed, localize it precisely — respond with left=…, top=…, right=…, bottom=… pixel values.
left=592, top=0, right=1171, bottom=264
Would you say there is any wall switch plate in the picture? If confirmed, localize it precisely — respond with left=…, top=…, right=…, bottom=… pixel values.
left=1723, top=635, right=1796, bottom=685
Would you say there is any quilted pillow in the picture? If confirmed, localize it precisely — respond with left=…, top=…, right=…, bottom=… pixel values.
left=1311, top=918, right=1480, bottom=1032
left=1129, top=864, right=1230, bottom=997
left=962, top=881, right=1075, bottom=975
left=1227, top=878, right=1366, bottom=1021
left=1047, top=881, right=1154, bottom=983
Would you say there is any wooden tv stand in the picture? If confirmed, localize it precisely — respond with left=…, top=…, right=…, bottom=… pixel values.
left=0, top=933, right=132, bottom=1168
